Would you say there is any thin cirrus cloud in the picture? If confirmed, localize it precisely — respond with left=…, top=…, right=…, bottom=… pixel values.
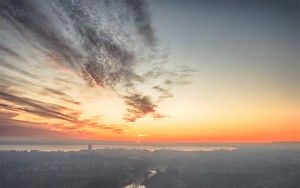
left=0, top=0, right=192, bottom=138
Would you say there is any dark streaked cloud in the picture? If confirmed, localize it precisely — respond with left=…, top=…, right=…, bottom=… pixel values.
left=0, top=92, right=77, bottom=122
left=0, top=59, right=37, bottom=79
left=0, top=0, right=193, bottom=125
left=41, top=88, right=81, bottom=105
left=153, top=85, right=173, bottom=101
left=0, top=45, right=25, bottom=61
left=0, top=101, right=125, bottom=136
left=124, top=0, right=156, bottom=46
left=123, top=94, right=157, bottom=122
left=164, top=79, right=194, bottom=87
left=0, top=72, right=80, bottom=106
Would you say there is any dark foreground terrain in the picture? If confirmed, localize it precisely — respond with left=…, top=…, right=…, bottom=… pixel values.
left=0, top=144, right=300, bottom=188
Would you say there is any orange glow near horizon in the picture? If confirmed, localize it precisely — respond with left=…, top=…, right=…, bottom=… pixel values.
left=1, top=77, right=299, bottom=143
left=1, top=85, right=299, bottom=143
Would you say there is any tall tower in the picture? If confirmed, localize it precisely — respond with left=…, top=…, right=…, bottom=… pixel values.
left=88, top=144, right=92, bottom=151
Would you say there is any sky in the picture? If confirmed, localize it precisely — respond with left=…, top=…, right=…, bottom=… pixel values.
left=0, top=0, right=299, bottom=143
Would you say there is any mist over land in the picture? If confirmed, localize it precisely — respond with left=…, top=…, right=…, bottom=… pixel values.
left=1, top=143, right=300, bottom=188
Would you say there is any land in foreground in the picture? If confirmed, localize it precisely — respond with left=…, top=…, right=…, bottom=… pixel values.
left=0, top=144, right=299, bottom=188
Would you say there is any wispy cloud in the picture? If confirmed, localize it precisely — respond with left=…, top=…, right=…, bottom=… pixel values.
left=123, top=94, right=157, bottom=122
left=0, top=91, right=77, bottom=122
left=0, top=0, right=193, bottom=138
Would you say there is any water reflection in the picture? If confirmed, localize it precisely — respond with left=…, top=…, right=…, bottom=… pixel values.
left=124, top=183, right=145, bottom=188
left=147, top=170, right=157, bottom=178
left=124, top=169, right=157, bottom=188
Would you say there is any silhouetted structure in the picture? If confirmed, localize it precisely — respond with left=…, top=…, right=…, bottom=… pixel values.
left=88, top=144, right=92, bottom=151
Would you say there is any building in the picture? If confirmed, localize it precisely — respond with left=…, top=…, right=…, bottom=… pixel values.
left=88, top=144, right=92, bottom=151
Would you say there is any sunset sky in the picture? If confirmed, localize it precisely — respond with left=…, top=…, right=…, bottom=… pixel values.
left=0, top=0, right=299, bottom=143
